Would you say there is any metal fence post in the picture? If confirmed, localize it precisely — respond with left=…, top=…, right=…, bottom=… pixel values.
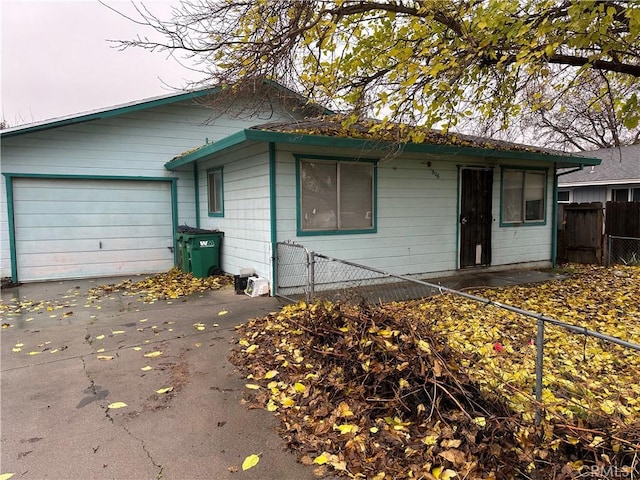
left=607, top=234, right=612, bottom=266
left=535, top=318, right=545, bottom=426
left=309, top=251, right=315, bottom=302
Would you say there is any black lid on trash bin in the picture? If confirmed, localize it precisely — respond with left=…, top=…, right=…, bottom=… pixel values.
left=177, top=225, right=221, bottom=234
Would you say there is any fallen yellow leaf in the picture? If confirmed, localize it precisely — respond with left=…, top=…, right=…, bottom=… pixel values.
left=95, top=335, right=105, bottom=340
left=141, top=366, right=153, bottom=371
left=264, top=370, right=279, bottom=379
left=107, top=402, right=128, bottom=409
left=97, top=355, right=114, bottom=361
left=0, top=473, right=15, bottom=480
left=245, top=384, right=261, bottom=390
left=242, top=454, right=260, bottom=471
left=156, top=387, right=174, bottom=394
left=144, top=351, right=162, bottom=358
left=111, top=330, right=125, bottom=335
left=218, top=310, right=228, bottom=316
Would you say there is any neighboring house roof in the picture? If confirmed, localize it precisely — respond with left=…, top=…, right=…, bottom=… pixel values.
left=166, top=116, right=602, bottom=170
left=0, top=79, right=331, bottom=139
left=558, top=144, right=640, bottom=187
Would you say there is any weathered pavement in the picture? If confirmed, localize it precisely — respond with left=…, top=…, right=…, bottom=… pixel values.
left=1, top=279, right=317, bottom=480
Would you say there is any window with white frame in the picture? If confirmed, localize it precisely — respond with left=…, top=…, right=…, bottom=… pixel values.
left=612, top=188, right=640, bottom=202
left=299, top=158, right=375, bottom=233
left=207, top=168, right=223, bottom=216
left=502, top=169, right=546, bottom=224
left=557, top=190, right=571, bottom=203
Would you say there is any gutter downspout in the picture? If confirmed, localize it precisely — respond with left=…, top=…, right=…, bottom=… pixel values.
left=269, top=142, right=277, bottom=296
left=552, top=165, right=584, bottom=266
left=194, top=162, right=201, bottom=229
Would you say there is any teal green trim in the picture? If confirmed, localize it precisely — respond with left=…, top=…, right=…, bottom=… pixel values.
left=170, top=178, right=179, bottom=266
left=1, top=88, right=222, bottom=139
left=499, top=166, right=549, bottom=227
left=206, top=167, right=224, bottom=217
left=551, top=168, right=559, bottom=266
left=166, top=131, right=250, bottom=170
left=295, top=155, right=378, bottom=236
left=4, top=175, right=17, bottom=283
left=455, top=167, right=460, bottom=270
left=193, top=163, right=201, bottom=228
left=165, top=128, right=601, bottom=171
left=2, top=173, right=179, bottom=281
left=268, top=142, right=278, bottom=294
left=1, top=173, right=175, bottom=182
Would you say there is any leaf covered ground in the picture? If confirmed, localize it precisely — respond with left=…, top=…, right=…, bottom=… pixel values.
left=230, top=265, right=640, bottom=479
left=1, top=268, right=232, bottom=322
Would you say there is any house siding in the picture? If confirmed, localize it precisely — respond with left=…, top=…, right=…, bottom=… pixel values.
left=196, top=142, right=273, bottom=280
left=275, top=145, right=554, bottom=278
left=0, top=99, right=277, bottom=280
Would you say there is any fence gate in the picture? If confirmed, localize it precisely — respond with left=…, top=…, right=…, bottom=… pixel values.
left=561, top=203, right=603, bottom=264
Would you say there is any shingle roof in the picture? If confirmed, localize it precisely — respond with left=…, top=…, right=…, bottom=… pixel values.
left=251, top=116, right=572, bottom=156
left=558, top=144, right=640, bottom=186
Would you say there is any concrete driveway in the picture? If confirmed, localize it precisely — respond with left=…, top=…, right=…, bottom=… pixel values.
left=1, top=279, right=316, bottom=480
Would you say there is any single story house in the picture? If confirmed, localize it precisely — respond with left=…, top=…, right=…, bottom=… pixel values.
left=2, top=85, right=600, bottom=290
left=558, top=144, right=640, bottom=204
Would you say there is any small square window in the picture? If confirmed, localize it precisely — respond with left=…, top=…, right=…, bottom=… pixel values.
left=557, top=190, right=570, bottom=203
left=612, top=188, right=629, bottom=202
left=208, top=168, right=223, bottom=216
left=633, top=188, right=640, bottom=202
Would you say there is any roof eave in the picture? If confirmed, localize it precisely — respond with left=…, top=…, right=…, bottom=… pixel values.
left=1, top=88, right=222, bottom=139
left=166, top=129, right=602, bottom=169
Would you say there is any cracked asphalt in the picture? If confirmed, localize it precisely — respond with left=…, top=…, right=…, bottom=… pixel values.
left=1, top=278, right=317, bottom=479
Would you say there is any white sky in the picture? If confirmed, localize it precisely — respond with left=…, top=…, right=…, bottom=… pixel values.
left=1, top=0, right=203, bottom=126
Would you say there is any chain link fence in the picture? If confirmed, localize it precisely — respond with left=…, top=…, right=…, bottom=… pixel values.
left=275, top=241, right=439, bottom=303
left=607, top=235, right=640, bottom=266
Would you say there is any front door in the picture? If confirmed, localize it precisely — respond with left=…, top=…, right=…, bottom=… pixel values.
left=459, top=168, right=493, bottom=268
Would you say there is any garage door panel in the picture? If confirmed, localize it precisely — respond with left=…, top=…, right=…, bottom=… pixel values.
left=17, top=227, right=172, bottom=242
left=17, top=236, right=173, bottom=254
left=16, top=213, right=172, bottom=229
left=13, top=178, right=175, bottom=282
left=16, top=201, right=171, bottom=216
left=19, top=248, right=172, bottom=267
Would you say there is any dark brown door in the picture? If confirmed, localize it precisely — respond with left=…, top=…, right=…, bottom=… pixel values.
left=460, top=168, right=493, bottom=268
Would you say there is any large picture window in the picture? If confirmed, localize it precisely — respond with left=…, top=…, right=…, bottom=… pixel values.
left=207, top=168, right=223, bottom=216
left=298, top=157, right=375, bottom=234
left=502, top=168, right=546, bottom=224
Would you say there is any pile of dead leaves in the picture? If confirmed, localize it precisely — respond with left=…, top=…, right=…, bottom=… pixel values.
left=230, top=265, right=640, bottom=479
left=88, top=268, right=232, bottom=302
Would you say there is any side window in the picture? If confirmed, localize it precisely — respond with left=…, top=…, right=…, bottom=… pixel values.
left=612, top=188, right=629, bottom=202
left=557, top=190, right=571, bottom=203
left=207, top=168, right=223, bottom=216
left=501, top=168, right=547, bottom=225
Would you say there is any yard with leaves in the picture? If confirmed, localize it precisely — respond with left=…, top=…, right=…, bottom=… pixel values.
left=231, top=265, right=640, bottom=479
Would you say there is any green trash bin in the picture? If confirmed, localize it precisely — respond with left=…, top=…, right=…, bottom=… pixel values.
left=185, top=232, right=223, bottom=278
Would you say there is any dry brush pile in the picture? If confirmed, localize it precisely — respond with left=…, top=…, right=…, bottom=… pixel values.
left=230, top=265, right=640, bottom=479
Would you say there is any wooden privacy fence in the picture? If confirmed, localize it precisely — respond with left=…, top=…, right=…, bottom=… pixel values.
left=559, top=201, right=640, bottom=265
left=560, top=202, right=603, bottom=264
left=606, top=201, right=640, bottom=237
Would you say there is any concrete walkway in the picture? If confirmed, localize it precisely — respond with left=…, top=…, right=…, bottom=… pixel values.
left=1, top=279, right=316, bottom=480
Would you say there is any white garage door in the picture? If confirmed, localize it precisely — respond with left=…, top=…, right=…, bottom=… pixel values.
left=13, top=178, right=175, bottom=282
